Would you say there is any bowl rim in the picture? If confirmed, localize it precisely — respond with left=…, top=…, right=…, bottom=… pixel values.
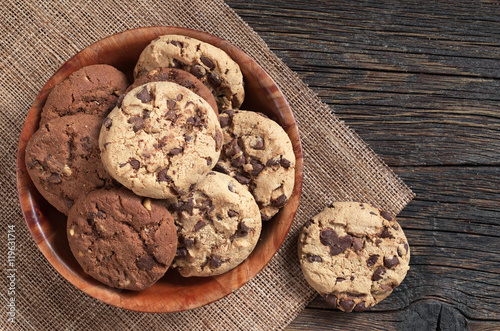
left=16, top=26, right=303, bottom=313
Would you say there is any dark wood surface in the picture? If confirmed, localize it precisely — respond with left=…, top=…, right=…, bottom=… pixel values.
left=225, top=1, right=500, bottom=330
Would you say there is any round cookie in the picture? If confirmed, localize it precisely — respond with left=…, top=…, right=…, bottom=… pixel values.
left=126, top=67, right=218, bottom=116
left=134, top=34, right=244, bottom=111
left=214, top=110, right=295, bottom=221
left=40, top=64, right=128, bottom=126
left=25, top=114, right=116, bottom=214
left=67, top=188, right=177, bottom=291
left=168, top=172, right=261, bottom=277
left=99, top=81, right=222, bottom=199
left=298, top=202, right=410, bottom=312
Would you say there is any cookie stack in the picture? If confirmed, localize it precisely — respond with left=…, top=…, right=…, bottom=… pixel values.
left=25, top=34, right=296, bottom=291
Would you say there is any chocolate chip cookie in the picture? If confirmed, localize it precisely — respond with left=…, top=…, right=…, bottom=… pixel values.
left=134, top=35, right=244, bottom=111
left=67, top=188, right=177, bottom=290
left=214, top=110, right=295, bottom=221
left=40, top=64, right=128, bottom=126
left=298, top=202, right=410, bottom=312
left=99, top=81, right=222, bottom=199
left=126, top=67, right=218, bottom=116
left=168, top=172, right=261, bottom=277
left=25, top=114, right=115, bottom=214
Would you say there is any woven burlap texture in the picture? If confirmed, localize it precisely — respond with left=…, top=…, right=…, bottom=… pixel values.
left=0, top=0, right=414, bottom=330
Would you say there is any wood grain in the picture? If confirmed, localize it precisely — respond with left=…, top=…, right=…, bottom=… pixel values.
left=225, top=0, right=500, bottom=329
left=16, top=27, right=303, bottom=313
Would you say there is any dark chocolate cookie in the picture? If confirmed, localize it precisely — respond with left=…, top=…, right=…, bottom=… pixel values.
left=40, top=64, right=128, bottom=126
left=67, top=188, right=177, bottom=290
left=126, top=67, right=218, bottom=117
left=25, top=114, right=115, bottom=214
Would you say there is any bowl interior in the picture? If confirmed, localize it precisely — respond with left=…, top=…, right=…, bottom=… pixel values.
left=16, top=26, right=303, bottom=313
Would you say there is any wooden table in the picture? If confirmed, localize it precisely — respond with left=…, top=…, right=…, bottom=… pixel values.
left=226, top=1, right=500, bottom=329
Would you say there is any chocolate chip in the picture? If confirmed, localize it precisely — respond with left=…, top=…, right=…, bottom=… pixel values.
left=367, top=255, right=379, bottom=267
left=103, top=117, right=113, bottom=130
left=206, top=158, right=212, bottom=166
left=47, top=173, right=62, bottom=184
left=213, top=163, right=228, bottom=174
left=380, top=284, right=393, bottom=292
left=176, top=247, right=188, bottom=257
left=231, top=96, right=239, bottom=108
left=329, top=235, right=353, bottom=256
left=339, top=299, right=356, bottom=313
left=233, top=174, right=250, bottom=185
left=176, top=94, right=183, bottom=101
left=280, top=158, right=291, bottom=168
left=266, top=158, right=279, bottom=166
left=200, top=57, right=215, bottom=70
left=336, top=277, right=345, bottom=283
left=231, top=155, right=245, bottom=167
left=352, top=237, right=363, bottom=252
left=169, top=201, right=184, bottom=211
left=384, top=256, right=399, bottom=269
left=304, top=219, right=314, bottom=228
left=207, top=73, right=222, bottom=87
left=215, top=130, right=222, bottom=151
left=207, top=172, right=216, bottom=176
left=183, top=198, right=195, bottom=215
left=170, top=40, right=183, bottom=48
left=220, top=115, right=229, bottom=128
left=116, top=94, right=125, bottom=108
left=184, top=134, right=193, bottom=143
left=128, top=117, right=144, bottom=132
left=252, top=138, right=264, bottom=150
left=398, top=242, right=409, bottom=257
left=354, top=301, right=367, bottom=312
left=210, top=255, right=223, bottom=268
left=249, top=159, right=264, bottom=176
left=194, top=220, right=207, bottom=232
left=165, top=109, right=176, bottom=121
left=136, top=255, right=155, bottom=271
left=324, top=294, right=337, bottom=308
left=320, top=228, right=339, bottom=247
left=372, top=267, right=386, bottom=281
left=379, top=227, right=392, bottom=238
left=169, top=147, right=183, bottom=155
left=190, top=65, right=205, bottom=78
left=225, top=139, right=240, bottom=157
left=157, top=169, right=171, bottom=182
left=308, top=255, right=323, bottom=263
left=359, top=203, right=365, bottom=209
left=222, top=109, right=235, bottom=117
left=272, top=194, right=287, bottom=208
left=380, top=210, right=393, bottom=221
left=129, top=159, right=140, bottom=169
left=183, top=237, right=195, bottom=247
left=172, top=59, right=185, bottom=68
left=167, top=99, right=177, bottom=109
left=370, top=211, right=377, bottom=216
left=186, top=117, right=195, bottom=125
left=231, top=221, right=251, bottom=240
left=227, top=210, right=239, bottom=217
left=136, top=86, right=151, bottom=103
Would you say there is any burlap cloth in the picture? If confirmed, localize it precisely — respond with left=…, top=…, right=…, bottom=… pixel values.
left=0, top=0, right=414, bottom=330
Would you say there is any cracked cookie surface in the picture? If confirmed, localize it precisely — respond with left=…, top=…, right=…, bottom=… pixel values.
left=25, top=114, right=115, bottom=214
left=99, top=81, right=222, bottom=199
left=126, top=67, right=218, bottom=117
left=40, top=64, right=128, bottom=126
left=67, top=187, right=177, bottom=291
left=214, top=110, right=295, bottom=221
left=298, top=202, right=410, bottom=312
left=168, top=172, right=261, bottom=277
left=134, top=34, right=244, bottom=111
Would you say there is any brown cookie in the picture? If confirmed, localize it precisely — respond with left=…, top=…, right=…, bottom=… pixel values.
left=25, top=114, right=115, bottom=214
left=126, top=67, right=218, bottom=117
left=40, top=64, right=128, bottom=126
left=67, top=188, right=177, bottom=291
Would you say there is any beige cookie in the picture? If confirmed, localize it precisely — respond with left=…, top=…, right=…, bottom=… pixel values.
left=134, top=34, right=244, bottom=110
left=298, top=202, right=410, bottom=312
left=99, top=82, right=222, bottom=199
left=168, top=172, right=261, bottom=277
left=214, top=110, right=295, bottom=221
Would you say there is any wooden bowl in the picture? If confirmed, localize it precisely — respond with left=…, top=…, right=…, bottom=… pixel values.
left=16, top=27, right=303, bottom=313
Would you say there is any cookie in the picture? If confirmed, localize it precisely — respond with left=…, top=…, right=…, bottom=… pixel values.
left=99, top=81, right=222, bottom=199
left=298, top=202, right=410, bottom=312
left=67, top=188, right=177, bottom=290
left=25, top=114, right=115, bottom=214
left=134, top=35, right=244, bottom=111
left=126, top=67, right=218, bottom=116
left=168, top=172, right=261, bottom=277
left=214, top=110, right=295, bottom=221
left=40, top=64, right=128, bottom=126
